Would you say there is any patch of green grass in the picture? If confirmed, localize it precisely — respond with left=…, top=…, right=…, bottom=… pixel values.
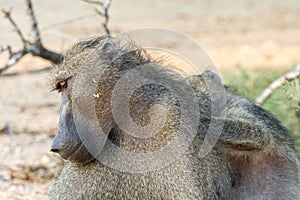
left=222, top=66, right=300, bottom=150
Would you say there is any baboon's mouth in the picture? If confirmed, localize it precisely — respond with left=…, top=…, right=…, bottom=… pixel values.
left=67, top=143, right=95, bottom=164
left=51, top=136, right=96, bottom=164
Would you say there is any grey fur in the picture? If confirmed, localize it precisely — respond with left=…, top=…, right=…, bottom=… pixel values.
left=49, top=37, right=300, bottom=200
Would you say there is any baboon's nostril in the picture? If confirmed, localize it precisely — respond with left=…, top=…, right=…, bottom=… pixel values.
left=51, top=148, right=60, bottom=153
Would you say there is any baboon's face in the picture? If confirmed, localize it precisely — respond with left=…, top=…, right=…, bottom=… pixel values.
left=49, top=37, right=152, bottom=164
left=50, top=78, right=95, bottom=163
left=49, top=37, right=110, bottom=163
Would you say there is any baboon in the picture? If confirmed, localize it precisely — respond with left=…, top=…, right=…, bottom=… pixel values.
left=49, top=36, right=300, bottom=200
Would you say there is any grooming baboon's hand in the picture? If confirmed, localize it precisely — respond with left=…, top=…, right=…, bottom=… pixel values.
left=218, top=119, right=271, bottom=151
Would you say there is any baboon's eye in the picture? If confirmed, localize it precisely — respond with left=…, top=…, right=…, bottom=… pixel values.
left=55, top=80, right=68, bottom=93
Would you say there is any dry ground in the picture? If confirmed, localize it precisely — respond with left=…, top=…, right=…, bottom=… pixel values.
left=0, top=0, right=299, bottom=199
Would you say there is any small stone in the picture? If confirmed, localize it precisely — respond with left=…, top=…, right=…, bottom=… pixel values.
left=0, top=169, right=11, bottom=181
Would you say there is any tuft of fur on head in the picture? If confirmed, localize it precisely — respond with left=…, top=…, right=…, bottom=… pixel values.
left=49, top=36, right=161, bottom=90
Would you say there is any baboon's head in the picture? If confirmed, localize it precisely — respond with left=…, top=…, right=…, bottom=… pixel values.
left=49, top=36, right=154, bottom=163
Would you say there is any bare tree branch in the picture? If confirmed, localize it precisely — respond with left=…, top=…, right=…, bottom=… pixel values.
left=25, top=0, right=63, bottom=62
left=101, top=0, right=112, bottom=36
left=2, top=9, right=27, bottom=46
left=81, top=0, right=103, bottom=6
left=1, top=0, right=113, bottom=74
left=0, top=0, right=63, bottom=75
left=1, top=45, right=12, bottom=54
left=1, top=66, right=52, bottom=77
left=41, top=13, right=96, bottom=30
left=256, top=64, right=300, bottom=106
left=0, top=47, right=26, bottom=74
left=26, top=0, right=41, bottom=45
left=82, top=0, right=112, bottom=35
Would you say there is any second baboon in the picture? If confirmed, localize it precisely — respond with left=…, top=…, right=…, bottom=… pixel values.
left=49, top=36, right=300, bottom=199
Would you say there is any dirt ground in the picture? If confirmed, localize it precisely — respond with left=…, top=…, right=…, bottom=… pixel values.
left=0, top=0, right=300, bottom=199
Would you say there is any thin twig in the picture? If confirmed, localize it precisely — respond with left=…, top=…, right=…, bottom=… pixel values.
left=26, top=0, right=41, bottom=45
left=82, top=0, right=112, bottom=35
left=41, top=13, right=96, bottom=30
left=81, top=0, right=103, bottom=6
left=101, top=0, right=112, bottom=36
left=256, top=64, right=300, bottom=106
left=1, top=9, right=27, bottom=47
left=1, top=66, right=52, bottom=77
left=0, top=49, right=27, bottom=74
left=1, top=45, right=12, bottom=54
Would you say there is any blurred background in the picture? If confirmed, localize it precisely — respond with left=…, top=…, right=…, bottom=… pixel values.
left=0, top=0, right=299, bottom=199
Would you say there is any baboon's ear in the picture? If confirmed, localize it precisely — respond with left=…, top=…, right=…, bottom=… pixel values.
left=98, top=40, right=122, bottom=68
left=201, top=70, right=223, bottom=84
left=99, top=41, right=115, bottom=53
left=112, top=56, right=122, bottom=68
